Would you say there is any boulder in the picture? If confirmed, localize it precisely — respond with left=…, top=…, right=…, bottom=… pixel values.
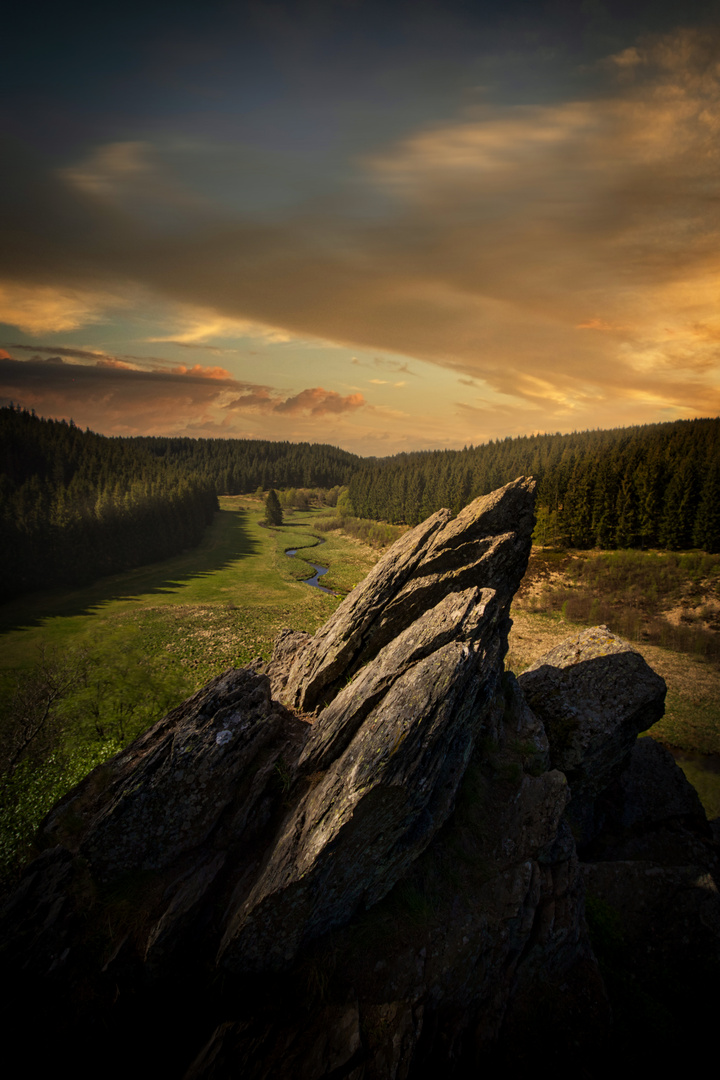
left=0, top=667, right=309, bottom=984
left=580, top=737, right=720, bottom=985
left=192, top=680, right=600, bottom=1078
left=607, top=736, right=706, bottom=836
left=517, top=625, right=666, bottom=799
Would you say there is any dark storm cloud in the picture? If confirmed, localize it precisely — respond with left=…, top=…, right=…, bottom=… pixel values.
left=9, top=343, right=116, bottom=362
left=0, top=355, right=365, bottom=435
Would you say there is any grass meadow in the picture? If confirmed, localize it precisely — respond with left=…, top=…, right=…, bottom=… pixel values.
left=0, top=497, right=378, bottom=881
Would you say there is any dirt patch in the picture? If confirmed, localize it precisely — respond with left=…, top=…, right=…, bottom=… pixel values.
left=664, top=596, right=720, bottom=631
left=506, top=610, right=571, bottom=672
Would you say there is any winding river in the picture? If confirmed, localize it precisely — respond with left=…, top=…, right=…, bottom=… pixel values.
left=285, top=536, right=336, bottom=595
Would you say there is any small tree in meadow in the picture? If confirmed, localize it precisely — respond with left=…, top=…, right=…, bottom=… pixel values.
left=264, top=489, right=283, bottom=526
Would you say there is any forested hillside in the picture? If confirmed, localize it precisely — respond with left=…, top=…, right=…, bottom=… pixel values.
left=348, top=418, right=720, bottom=552
left=3, top=409, right=719, bottom=606
left=135, top=434, right=361, bottom=494
left=0, top=407, right=219, bottom=600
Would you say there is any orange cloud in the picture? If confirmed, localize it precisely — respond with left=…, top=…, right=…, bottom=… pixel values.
left=274, top=388, right=365, bottom=415
left=169, top=363, right=232, bottom=380
left=224, top=389, right=276, bottom=410
left=95, top=358, right=138, bottom=371
left=0, top=355, right=367, bottom=440
left=226, top=386, right=365, bottom=416
left=4, top=344, right=233, bottom=382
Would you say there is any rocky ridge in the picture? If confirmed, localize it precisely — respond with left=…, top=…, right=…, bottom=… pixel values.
left=0, top=477, right=718, bottom=1078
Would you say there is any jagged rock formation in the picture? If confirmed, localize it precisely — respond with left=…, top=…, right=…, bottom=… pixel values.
left=267, top=479, right=536, bottom=713
left=0, top=477, right=718, bottom=1078
left=517, top=631, right=720, bottom=1062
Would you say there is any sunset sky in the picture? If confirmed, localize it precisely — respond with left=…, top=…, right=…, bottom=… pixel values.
left=3, top=0, right=720, bottom=454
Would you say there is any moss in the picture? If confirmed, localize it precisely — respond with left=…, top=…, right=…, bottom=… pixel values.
left=390, top=880, right=438, bottom=926
left=273, top=757, right=293, bottom=795
left=585, top=894, right=624, bottom=961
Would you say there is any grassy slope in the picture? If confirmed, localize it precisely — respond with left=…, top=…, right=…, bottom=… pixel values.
left=0, top=498, right=379, bottom=878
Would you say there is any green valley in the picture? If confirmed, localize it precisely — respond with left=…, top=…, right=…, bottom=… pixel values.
left=0, top=497, right=379, bottom=880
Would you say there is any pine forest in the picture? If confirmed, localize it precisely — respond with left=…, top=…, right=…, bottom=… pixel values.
left=1, top=408, right=719, bottom=604
left=348, top=418, right=720, bottom=553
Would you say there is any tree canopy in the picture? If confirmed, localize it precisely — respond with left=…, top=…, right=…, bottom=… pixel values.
left=0, top=407, right=218, bottom=601
left=347, top=418, right=720, bottom=552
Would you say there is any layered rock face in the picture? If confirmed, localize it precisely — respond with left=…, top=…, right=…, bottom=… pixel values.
left=1, top=477, right=717, bottom=1078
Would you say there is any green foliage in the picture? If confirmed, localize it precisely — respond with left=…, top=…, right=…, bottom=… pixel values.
left=5, top=408, right=718, bottom=614
left=532, top=506, right=561, bottom=546
left=274, top=756, right=293, bottom=794
left=0, top=739, right=122, bottom=886
left=312, top=513, right=407, bottom=549
left=0, top=645, right=89, bottom=780
left=278, top=486, right=342, bottom=510
left=336, top=488, right=354, bottom=516
left=0, top=406, right=219, bottom=601
left=0, top=635, right=198, bottom=882
left=264, top=488, right=283, bottom=526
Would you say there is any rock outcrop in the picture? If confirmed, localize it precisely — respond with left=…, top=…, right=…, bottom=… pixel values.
left=518, top=626, right=667, bottom=845
left=580, top=735, right=720, bottom=1041
left=0, top=476, right=717, bottom=1078
left=267, top=477, right=536, bottom=712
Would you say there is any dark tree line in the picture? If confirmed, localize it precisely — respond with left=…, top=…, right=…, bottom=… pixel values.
left=0, top=407, right=219, bottom=601
left=0, top=410, right=362, bottom=602
left=348, top=419, right=720, bottom=552
left=133, top=435, right=361, bottom=494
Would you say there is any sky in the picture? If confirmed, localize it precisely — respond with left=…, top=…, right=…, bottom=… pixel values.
left=3, top=0, right=720, bottom=455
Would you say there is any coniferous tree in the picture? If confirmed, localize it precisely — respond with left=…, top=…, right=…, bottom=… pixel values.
left=693, top=462, right=720, bottom=553
left=264, top=489, right=283, bottom=526
left=659, top=458, right=700, bottom=550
